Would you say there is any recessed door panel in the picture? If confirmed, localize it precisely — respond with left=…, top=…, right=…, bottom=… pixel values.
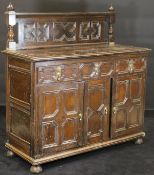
left=111, top=74, right=145, bottom=138
left=37, top=82, right=84, bottom=155
left=115, top=108, right=127, bottom=132
left=84, top=78, right=110, bottom=144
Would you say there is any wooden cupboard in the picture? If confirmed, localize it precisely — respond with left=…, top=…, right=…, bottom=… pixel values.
left=2, top=3, right=151, bottom=173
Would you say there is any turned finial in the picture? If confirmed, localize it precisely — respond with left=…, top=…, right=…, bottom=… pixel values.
left=5, top=2, right=16, bottom=50
left=7, top=2, right=15, bottom=11
left=108, top=4, right=116, bottom=46
left=108, top=4, right=115, bottom=12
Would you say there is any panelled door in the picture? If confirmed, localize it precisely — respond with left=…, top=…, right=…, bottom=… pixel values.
left=111, top=73, right=145, bottom=138
left=84, top=78, right=110, bottom=145
left=37, top=81, right=84, bottom=155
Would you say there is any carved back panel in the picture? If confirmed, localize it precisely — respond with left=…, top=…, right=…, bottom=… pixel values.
left=15, top=12, right=115, bottom=49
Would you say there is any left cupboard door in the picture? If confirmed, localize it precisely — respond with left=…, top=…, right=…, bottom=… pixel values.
left=35, top=81, right=84, bottom=156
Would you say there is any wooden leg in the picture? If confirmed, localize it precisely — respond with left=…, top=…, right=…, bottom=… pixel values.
left=30, top=165, right=43, bottom=174
left=6, top=150, right=14, bottom=157
left=135, top=137, right=143, bottom=145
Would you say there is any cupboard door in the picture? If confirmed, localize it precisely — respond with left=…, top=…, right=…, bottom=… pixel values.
left=36, top=82, right=84, bottom=155
left=84, top=78, right=110, bottom=145
left=111, top=73, right=145, bottom=138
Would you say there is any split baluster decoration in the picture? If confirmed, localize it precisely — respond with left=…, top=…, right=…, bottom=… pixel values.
left=108, top=4, right=116, bottom=46
left=5, top=2, right=16, bottom=50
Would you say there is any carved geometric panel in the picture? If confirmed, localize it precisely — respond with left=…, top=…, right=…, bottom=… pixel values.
left=42, top=121, right=58, bottom=148
left=91, top=21, right=101, bottom=40
left=116, top=60, right=129, bottom=74
left=115, top=109, right=127, bottom=132
left=62, top=64, right=78, bottom=81
left=86, top=82, right=105, bottom=143
left=79, top=61, right=113, bottom=79
left=10, top=69, right=31, bottom=103
left=133, top=58, right=146, bottom=72
left=24, top=23, right=36, bottom=42
left=37, top=64, right=77, bottom=84
left=38, top=82, right=83, bottom=153
left=112, top=74, right=144, bottom=138
left=128, top=105, right=140, bottom=128
left=63, top=89, right=78, bottom=116
left=20, top=18, right=104, bottom=47
left=37, top=23, right=50, bottom=42
left=79, top=63, right=93, bottom=79
left=130, top=78, right=142, bottom=101
left=115, top=79, right=129, bottom=105
left=10, top=107, right=30, bottom=143
left=79, top=62, right=102, bottom=79
left=62, top=118, right=77, bottom=144
left=53, top=22, right=76, bottom=41
left=79, top=22, right=91, bottom=40
left=43, top=91, right=60, bottom=118
left=89, top=86, right=104, bottom=112
left=79, top=21, right=102, bottom=41
left=87, top=107, right=102, bottom=138
left=100, top=61, right=113, bottom=76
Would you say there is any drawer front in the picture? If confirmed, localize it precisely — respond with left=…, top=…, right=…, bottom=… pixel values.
left=36, top=60, right=113, bottom=84
left=37, top=64, right=78, bottom=84
left=132, top=58, right=146, bottom=72
left=79, top=61, right=113, bottom=80
left=116, top=58, right=146, bottom=74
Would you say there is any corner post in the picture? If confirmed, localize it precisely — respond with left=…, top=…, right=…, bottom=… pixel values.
left=108, top=4, right=116, bottom=46
left=5, top=2, right=16, bottom=50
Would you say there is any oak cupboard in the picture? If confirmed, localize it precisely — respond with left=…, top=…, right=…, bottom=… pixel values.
left=2, top=3, right=151, bottom=173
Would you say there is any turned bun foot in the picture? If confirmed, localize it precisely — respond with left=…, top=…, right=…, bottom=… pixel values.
left=6, top=150, right=14, bottom=157
left=30, top=165, right=43, bottom=174
left=135, top=137, right=143, bottom=145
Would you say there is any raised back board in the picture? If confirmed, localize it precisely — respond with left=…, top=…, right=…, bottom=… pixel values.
left=6, top=4, right=116, bottom=50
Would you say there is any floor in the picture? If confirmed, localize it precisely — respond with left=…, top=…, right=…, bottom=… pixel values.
left=0, top=107, right=154, bottom=175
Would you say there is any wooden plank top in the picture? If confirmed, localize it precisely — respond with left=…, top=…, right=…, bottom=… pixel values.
left=2, top=44, right=151, bottom=62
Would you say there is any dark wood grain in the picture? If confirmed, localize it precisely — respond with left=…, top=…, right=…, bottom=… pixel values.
left=3, top=6, right=151, bottom=173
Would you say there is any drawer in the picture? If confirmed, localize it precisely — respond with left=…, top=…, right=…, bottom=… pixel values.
left=79, top=61, right=113, bottom=80
left=37, top=64, right=78, bottom=84
left=116, top=58, right=146, bottom=74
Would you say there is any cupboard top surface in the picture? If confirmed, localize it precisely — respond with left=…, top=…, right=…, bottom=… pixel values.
left=3, top=44, right=150, bottom=62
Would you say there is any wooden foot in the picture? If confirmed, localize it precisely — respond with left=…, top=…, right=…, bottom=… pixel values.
left=135, top=137, right=143, bottom=145
left=6, top=150, right=14, bottom=157
left=30, top=165, right=43, bottom=174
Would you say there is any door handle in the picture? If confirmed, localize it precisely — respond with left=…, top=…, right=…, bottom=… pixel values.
left=91, top=63, right=100, bottom=77
left=113, top=107, right=118, bottom=115
left=79, top=113, right=83, bottom=121
left=104, top=107, right=108, bottom=115
left=128, top=60, right=134, bottom=73
left=54, top=66, right=62, bottom=81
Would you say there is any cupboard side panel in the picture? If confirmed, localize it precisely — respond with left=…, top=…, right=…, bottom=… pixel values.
left=6, top=56, right=31, bottom=156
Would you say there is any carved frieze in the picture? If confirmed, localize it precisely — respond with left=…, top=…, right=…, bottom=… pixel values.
left=22, top=20, right=102, bottom=44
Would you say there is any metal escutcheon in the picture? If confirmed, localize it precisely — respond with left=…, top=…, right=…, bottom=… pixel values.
left=113, top=107, right=118, bottom=115
left=128, top=60, right=134, bottom=73
left=55, top=66, right=62, bottom=81
left=104, top=107, right=108, bottom=115
left=79, top=113, right=82, bottom=121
